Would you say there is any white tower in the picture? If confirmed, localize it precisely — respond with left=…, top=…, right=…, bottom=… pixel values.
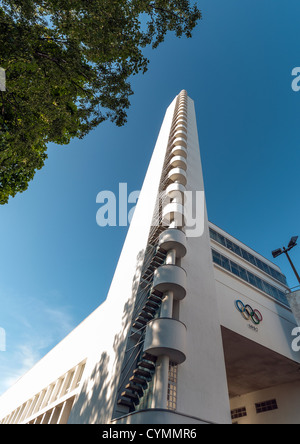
left=0, top=91, right=231, bottom=424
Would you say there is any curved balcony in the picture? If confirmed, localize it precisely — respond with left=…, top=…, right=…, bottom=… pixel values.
left=174, top=117, right=187, bottom=126
left=171, top=146, right=187, bottom=158
left=171, top=129, right=187, bottom=142
left=152, top=264, right=187, bottom=300
left=143, top=318, right=187, bottom=364
left=162, top=202, right=185, bottom=227
left=165, top=182, right=186, bottom=201
left=170, top=155, right=187, bottom=171
left=172, top=137, right=187, bottom=148
left=176, top=110, right=187, bottom=119
left=171, top=129, right=187, bottom=141
left=176, top=106, right=187, bottom=114
left=159, top=228, right=187, bottom=258
left=168, top=167, right=187, bottom=185
left=174, top=117, right=187, bottom=127
left=177, top=105, right=187, bottom=113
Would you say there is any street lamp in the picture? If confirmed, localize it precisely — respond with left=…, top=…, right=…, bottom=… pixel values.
left=272, top=236, right=300, bottom=285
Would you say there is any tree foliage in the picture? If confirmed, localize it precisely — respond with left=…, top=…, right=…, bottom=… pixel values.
left=0, top=0, right=201, bottom=204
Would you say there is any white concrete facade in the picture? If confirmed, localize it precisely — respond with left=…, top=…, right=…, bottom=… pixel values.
left=0, top=92, right=299, bottom=425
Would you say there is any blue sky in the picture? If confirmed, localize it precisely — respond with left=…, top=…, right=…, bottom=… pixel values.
left=1, top=0, right=300, bottom=395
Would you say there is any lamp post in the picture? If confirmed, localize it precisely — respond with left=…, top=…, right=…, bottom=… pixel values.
left=272, top=236, right=300, bottom=285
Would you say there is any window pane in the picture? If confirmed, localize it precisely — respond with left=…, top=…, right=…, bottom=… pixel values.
left=226, top=239, right=234, bottom=252
left=233, top=244, right=242, bottom=256
left=230, top=262, right=240, bottom=277
left=221, top=256, right=231, bottom=271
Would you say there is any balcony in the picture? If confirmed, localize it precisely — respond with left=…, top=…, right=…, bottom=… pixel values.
left=152, top=264, right=187, bottom=300
left=167, top=167, right=187, bottom=186
left=169, top=155, right=187, bottom=171
left=162, top=202, right=185, bottom=227
left=171, top=146, right=187, bottom=159
left=165, top=183, right=186, bottom=202
left=143, top=318, right=187, bottom=364
left=159, top=228, right=187, bottom=258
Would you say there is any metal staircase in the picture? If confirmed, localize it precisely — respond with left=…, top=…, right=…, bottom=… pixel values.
left=116, top=245, right=167, bottom=411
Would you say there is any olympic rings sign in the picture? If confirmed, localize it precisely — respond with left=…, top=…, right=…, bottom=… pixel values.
left=235, top=300, right=263, bottom=325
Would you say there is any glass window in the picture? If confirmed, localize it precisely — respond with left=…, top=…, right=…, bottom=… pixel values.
left=217, top=233, right=226, bottom=246
left=212, top=250, right=222, bottom=266
left=211, top=250, right=289, bottom=307
left=221, top=256, right=231, bottom=271
left=231, top=407, right=247, bottom=420
left=225, top=239, right=234, bottom=252
left=255, top=399, right=278, bottom=414
left=247, top=271, right=257, bottom=287
left=230, top=262, right=240, bottom=277
left=167, top=362, right=178, bottom=411
left=239, top=267, right=248, bottom=282
left=247, top=253, right=257, bottom=266
left=261, top=261, right=271, bottom=275
left=241, top=249, right=250, bottom=261
left=209, top=228, right=218, bottom=242
left=209, top=229, right=287, bottom=285
left=255, top=276, right=264, bottom=292
left=233, top=243, right=242, bottom=257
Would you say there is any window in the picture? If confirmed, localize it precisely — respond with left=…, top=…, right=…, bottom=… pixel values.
left=225, top=239, right=234, bottom=252
left=221, top=255, right=231, bottom=271
left=247, top=253, right=257, bottom=267
left=241, top=249, right=250, bottom=261
left=167, top=362, right=178, bottom=411
left=211, top=249, right=289, bottom=306
left=212, top=250, right=222, bottom=266
left=209, top=228, right=287, bottom=285
left=231, top=407, right=247, bottom=420
left=255, top=399, right=278, bottom=414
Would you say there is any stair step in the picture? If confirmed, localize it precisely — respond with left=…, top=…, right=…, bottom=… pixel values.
left=117, top=398, right=133, bottom=408
left=142, top=306, right=156, bottom=315
left=121, top=390, right=139, bottom=402
left=139, top=311, right=153, bottom=320
left=138, top=360, right=156, bottom=371
left=145, top=300, right=160, bottom=310
left=135, top=316, right=147, bottom=325
left=133, top=368, right=153, bottom=379
left=125, top=383, right=144, bottom=397
left=129, top=375, right=148, bottom=388
left=148, top=294, right=162, bottom=304
left=132, top=321, right=146, bottom=330
left=142, top=353, right=157, bottom=363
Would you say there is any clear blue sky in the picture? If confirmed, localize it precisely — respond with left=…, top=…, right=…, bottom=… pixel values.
left=1, top=0, right=300, bottom=395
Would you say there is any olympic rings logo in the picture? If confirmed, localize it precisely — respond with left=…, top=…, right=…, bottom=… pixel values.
left=235, top=300, right=263, bottom=325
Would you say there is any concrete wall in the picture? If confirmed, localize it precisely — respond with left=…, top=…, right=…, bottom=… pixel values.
left=287, top=290, right=300, bottom=327
left=214, top=265, right=299, bottom=363
left=230, top=381, right=300, bottom=424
